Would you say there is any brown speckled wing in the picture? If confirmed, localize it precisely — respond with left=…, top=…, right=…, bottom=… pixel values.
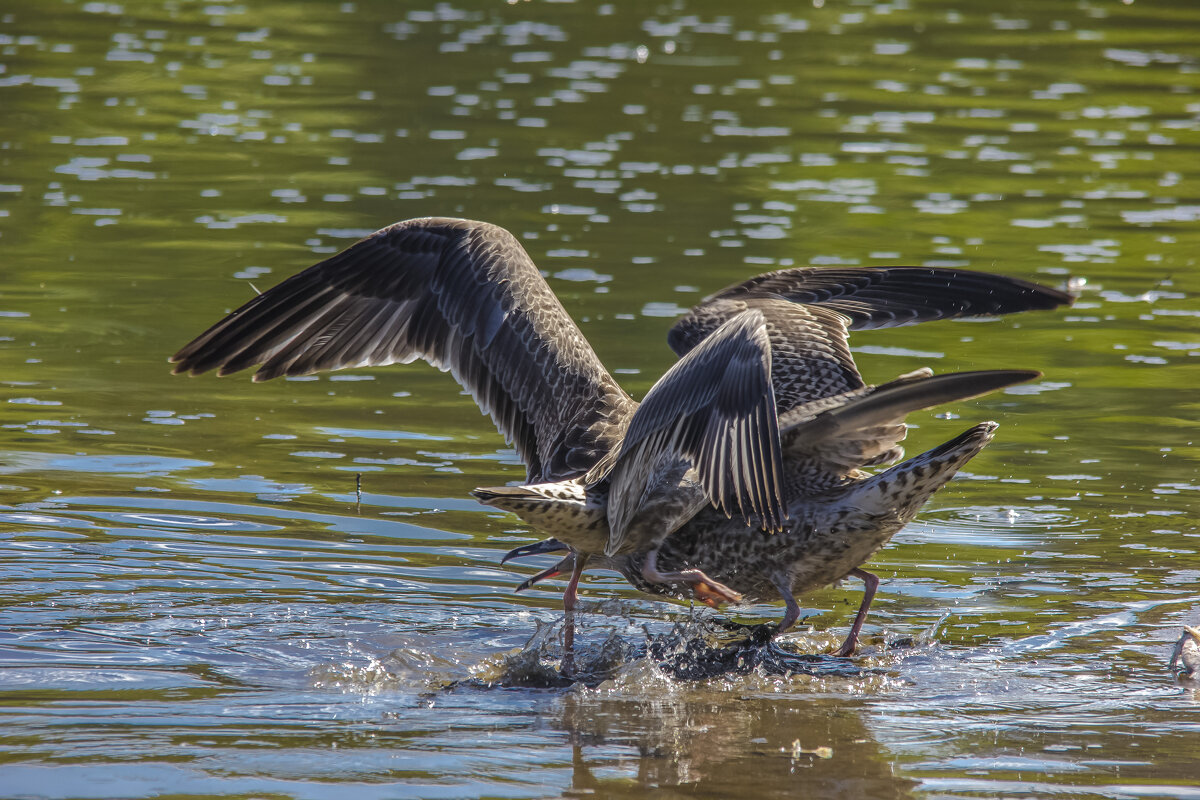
left=698, top=266, right=1072, bottom=330
left=601, top=309, right=786, bottom=552
left=670, top=298, right=864, bottom=413
left=778, top=368, right=1038, bottom=495
left=170, top=217, right=636, bottom=483
left=669, top=266, right=1070, bottom=413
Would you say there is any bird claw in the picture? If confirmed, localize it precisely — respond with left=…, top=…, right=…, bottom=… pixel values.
left=829, top=637, right=858, bottom=657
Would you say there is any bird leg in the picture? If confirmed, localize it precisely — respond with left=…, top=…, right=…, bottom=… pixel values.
left=562, top=553, right=588, bottom=613
left=832, top=568, right=879, bottom=657
left=561, top=553, right=589, bottom=676
left=771, top=573, right=802, bottom=633
left=641, top=548, right=743, bottom=608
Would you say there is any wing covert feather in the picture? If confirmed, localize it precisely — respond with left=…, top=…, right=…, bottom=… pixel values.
left=602, top=310, right=786, bottom=554
left=669, top=266, right=1068, bottom=414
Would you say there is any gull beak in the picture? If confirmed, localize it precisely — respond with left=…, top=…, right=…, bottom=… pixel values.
left=500, top=538, right=568, bottom=565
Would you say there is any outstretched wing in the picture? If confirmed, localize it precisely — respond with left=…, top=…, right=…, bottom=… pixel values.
left=694, top=266, right=1072, bottom=330
left=600, top=309, right=786, bottom=554
left=668, top=266, right=1070, bottom=412
left=778, top=368, right=1038, bottom=494
left=171, top=217, right=636, bottom=483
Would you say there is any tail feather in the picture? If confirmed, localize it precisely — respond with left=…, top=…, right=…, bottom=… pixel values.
left=472, top=481, right=609, bottom=552
left=843, top=421, right=997, bottom=521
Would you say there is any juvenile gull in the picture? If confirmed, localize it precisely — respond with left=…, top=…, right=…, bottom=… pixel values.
left=492, top=264, right=1068, bottom=653
left=498, top=366, right=1040, bottom=656
left=172, top=217, right=788, bottom=610
left=171, top=217, right=1069, bottom=635
left=604, top=369, right=1031, bottom=656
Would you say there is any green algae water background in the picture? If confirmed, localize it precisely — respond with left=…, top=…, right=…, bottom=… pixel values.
left=2, top=0, right=1200, bottom=797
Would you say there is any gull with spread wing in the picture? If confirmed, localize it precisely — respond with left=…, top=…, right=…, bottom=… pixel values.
left=171, top=217, right=788, bottom=616
left=171, top=217, right=1069, bottom=650
left=493, top=262, right=1070, bottom=654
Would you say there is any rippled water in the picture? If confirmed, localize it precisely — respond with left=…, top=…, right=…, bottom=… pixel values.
left=3, top=0, right=1200, bottom=797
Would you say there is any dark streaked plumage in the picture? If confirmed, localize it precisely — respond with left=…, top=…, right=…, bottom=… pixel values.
left=682, top=265, right=1068, bottom=333
left=599, top=308, right=785, bottom=555
left=495, top=269, right=1067, bottom=631
left=603, top=368, right=1036, bottom=656
left=668, top=266, right=1068, bottom=413
left=475, top=310, right=790, bottom=609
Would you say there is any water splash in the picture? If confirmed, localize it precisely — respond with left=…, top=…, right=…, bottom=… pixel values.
left=455, top=612, right=933, bottom=690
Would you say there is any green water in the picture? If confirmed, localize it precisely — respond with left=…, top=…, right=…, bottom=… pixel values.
left=2, top=0, right=1200, bottom=797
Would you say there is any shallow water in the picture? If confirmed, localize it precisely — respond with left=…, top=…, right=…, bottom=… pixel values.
left=3, top=0, right=1200, bottom=797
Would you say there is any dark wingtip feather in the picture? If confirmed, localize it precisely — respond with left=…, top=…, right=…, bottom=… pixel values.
left=706, top=266, right=1073, bottom=332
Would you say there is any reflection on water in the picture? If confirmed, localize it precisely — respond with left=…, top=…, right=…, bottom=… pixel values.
left=3, top=0, right=1200, bottom=796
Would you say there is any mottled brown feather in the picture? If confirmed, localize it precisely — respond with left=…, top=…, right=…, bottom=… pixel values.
left=602, top=310, right=786, bottom=555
